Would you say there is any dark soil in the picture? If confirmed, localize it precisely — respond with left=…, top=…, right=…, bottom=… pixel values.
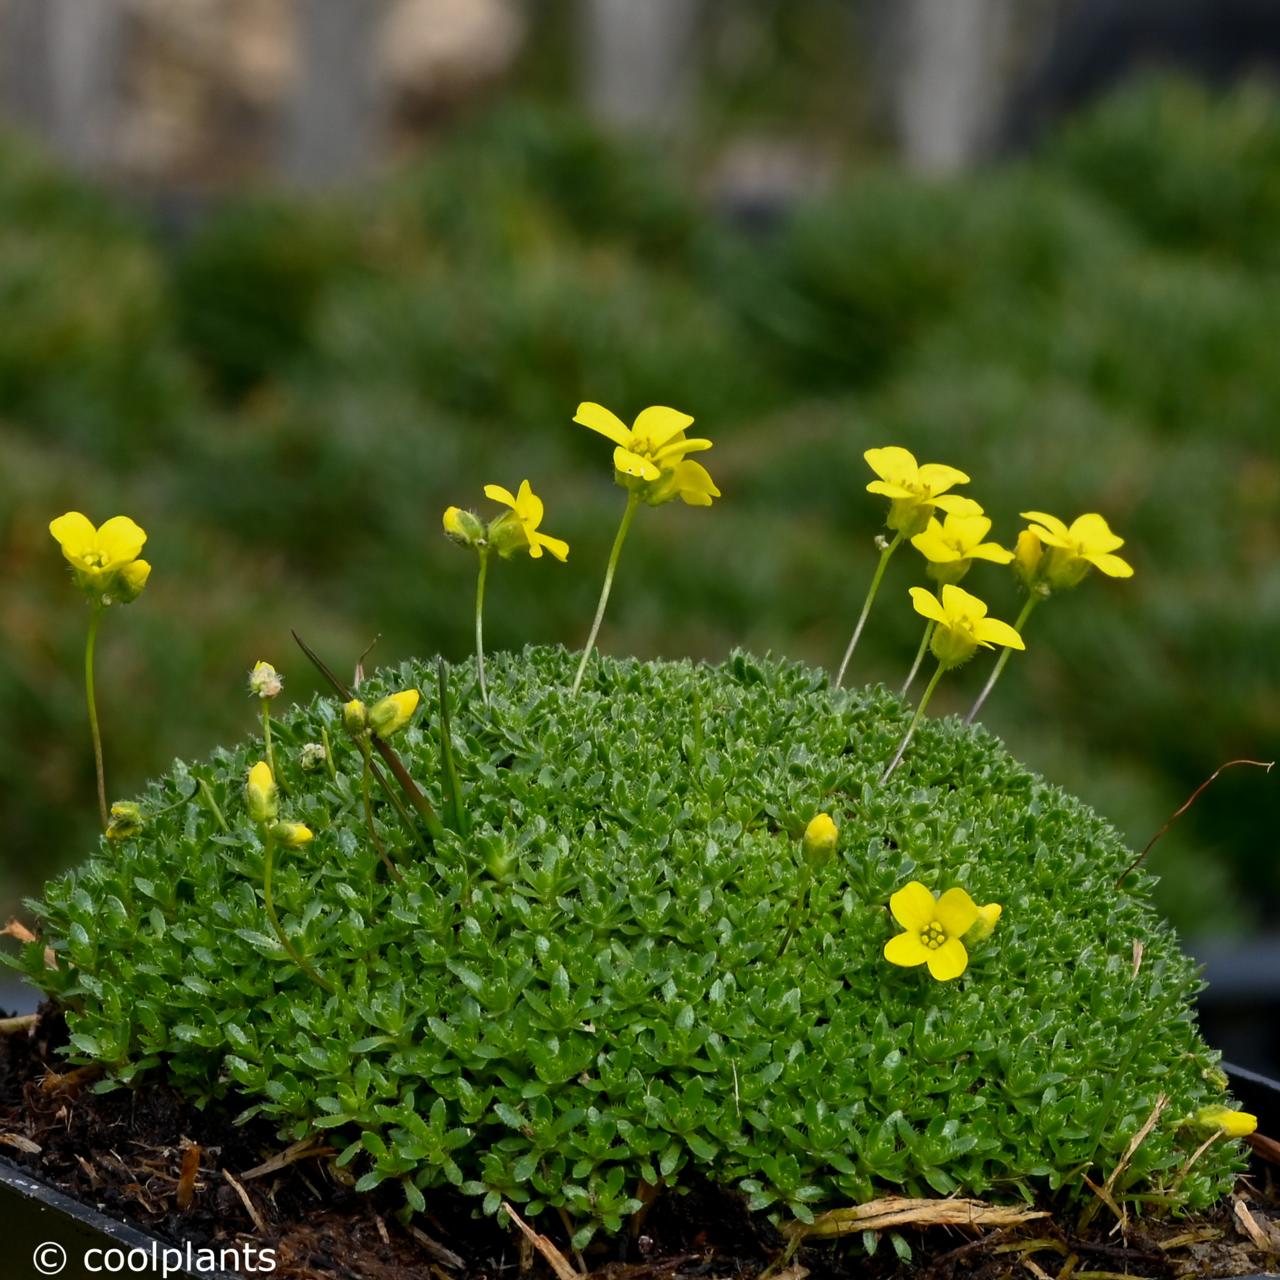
left=2, top=1003, right=1277, bottom=1280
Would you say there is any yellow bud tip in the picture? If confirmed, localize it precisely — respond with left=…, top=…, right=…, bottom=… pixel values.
left=343, top=698, right=369, bottom=736
left=802, top=813, right=839, bottom=866
left=370, top=689, right=420, bottom=739
left=245, top=759, right=279, bottom=824
left=967, top=903, right=1003, bottom=942
left=1195, top=1105, right=1257, bottom=1138
left=271, top=821, right=314, bottom=849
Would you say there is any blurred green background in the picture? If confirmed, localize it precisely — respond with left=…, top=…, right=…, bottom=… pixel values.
left=1, top=61, right=1278, bottom=940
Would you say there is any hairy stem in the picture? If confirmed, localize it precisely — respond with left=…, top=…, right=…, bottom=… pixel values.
left=475, top=547, right=491, bottom=706
left=882, top=663, right=946, bottom=784
left=964, top=595, right=1039, bottom=724
left=900, top=620, right=935, bottom=697
left=835, top=532, right=903, bottom=688
left=262, top=832, right=335, bottom=994
left=84, top=606, right=108, bottom=829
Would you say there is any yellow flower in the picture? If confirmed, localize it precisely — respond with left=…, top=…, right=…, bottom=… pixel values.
left=246, top=760, right=278, bottom=824
left=105, top=801, right=144, bottom=842
left=575, top=402, right=719, bottom=506
left=802, top=813, right=839, bottom=868
left=271, top=821, right=314, bottom=849
left=910, top=583, right=1026, bottom=670
left=368, top=690, right=420, bottom=739
left=864, top=447, right=978, bottom=535
left=485, top=480, right=570, bottom=561
left=1193, top=1105, right=1257, bottom=1138
left=967, top=903, right=1002, bottom=942
left=248, top=660, right=284, bottom=700
left=49, top=512, right=151, bottom=603
left=884, top=881, right=981, bottom=981
left=1020, top=511, right=1134, bottom=590
left=911, top=511, right=1014, bottom=585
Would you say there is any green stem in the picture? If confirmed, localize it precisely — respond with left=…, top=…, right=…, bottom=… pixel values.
left=84, top=606, right=108, bottom=829
left=475, top=548, right=491, bottom=707
left=262, top=832, right=335, bottom=994
left=572, top=491, right=640, bottom=696
left=320, top=725, right=337, bottom=781
left=900, top=620, right=935, bottom=697
left=261, top=701, right=280, bottom=791
left=882, top=662, right=946, bottom=783
left=361, top=742, right=405, bottom=883
left=835, top=532, right=903, bottom=688
left=964, top=594, right=1039, bottom=725
left=198, top=779, right=230, bottom=833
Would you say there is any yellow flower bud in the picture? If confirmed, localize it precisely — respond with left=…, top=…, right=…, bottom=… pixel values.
left=343, top=698, right=369, bottom=736
left=270, top=821, right=314, bottom=849
left=802, top=813, right=839, bottom=868
left=248, top=660, right=284, bottom=700
left=1193, top=1105, right=1257, bottom=1138
left=442, top=506, right=486, bottom=549
left=369, top=689, right=420, bottom=739
left=105, top=800, right=144, bottom=841
left=115, top=558, right=152, bottom=603
left=245, top=760, right=278, bottom=824
left=966, top=902, right=1002, bottom=942
left=1012, top=529, right=1044, bottom=590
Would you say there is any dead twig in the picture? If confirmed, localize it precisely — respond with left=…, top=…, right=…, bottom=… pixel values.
left=0, top=1132, right=41, bottom=1154
left=238, top=1136, right=333, bottom=1182
left=406, top=1223, right=466, bottom=1271
left=222, top=1169, right=267, bottom=1234
left=176, top=1140, right=200, bottom=1212
left=0, top=1014, right=38, bottom=1035
left=784, top=1195, right=1048, bottom=1241
left=1116, top=759, right=1274, bottom=888
left=502, top=1202, right=585, bottom=1280
left=1079, top=1095, right=1168, bottom=1232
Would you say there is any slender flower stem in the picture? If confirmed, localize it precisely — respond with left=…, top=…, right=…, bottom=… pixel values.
left=474, top=548, right=490, bottom=706
left=964, top=594, right=1040, bottom=725
left=572, top=491, right=640, bottom=696
left=900, top=621, right=935, bottom=696
left=84, top=605, right=108, bottom=829
left=261, top=832, right=335, bottom=994
left=835, top=532, right=903, bottom=688
left=361, top=741, right=405, bottom=883
left=261, top=702, right=279, bottom=789
left=198, top=779, right=230, bottom=833
left=882, top=663, right=946, bottom=784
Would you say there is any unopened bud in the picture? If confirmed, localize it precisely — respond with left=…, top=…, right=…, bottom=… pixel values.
left=369, top=690, right=420, bottom=739
left=1192, top=1105, right=1257, bottom=1138
left=270, top=821, right=314, bottom=849
left=105, top=800, right=144, bottom=841
left=115, top=559, right=152, bottom=603
left=343, top=698, right=369, bottom=736
left=966, top=903, right=1002, bottom=942
left=245, top=760, right=278, bottom=824
left=802, top=813, right=839, bottom=868
left=299, top=742, right=328, bottom=773
left=442, top=506, right=486, bottom=549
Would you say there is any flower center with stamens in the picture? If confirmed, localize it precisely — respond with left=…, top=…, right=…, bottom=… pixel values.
left=922, top=922, right=947, bottom=950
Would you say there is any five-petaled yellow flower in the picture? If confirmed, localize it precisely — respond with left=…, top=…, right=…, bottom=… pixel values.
left=1020, top=511, right=1133, bottom=590
left=910, top=583, right=1026, bottom=670
left=884, top=881, right=982, bottom=981
left=485, top=481, right=570, bottom=561
left=911, top=511, right=1014, bottom=585
left=49, top=512, right=151, bottom=603
left=864, top=447, right=979, bottom=534
left=575, top=402, right=719, bottom=506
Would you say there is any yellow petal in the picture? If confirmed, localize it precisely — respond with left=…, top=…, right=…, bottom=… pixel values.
left=514, top=480, right=544, bottom=528
left=909, top=586, right=948, bottom=625
left=632, top=405, right=696, bottom=449
left=889, top=880, right=937, bottom=932
left=915, top=463, right=970, bottom=494
left=911, top=526, right=961, bottom=563
left=866, top=479, right=917, bottom=500
left=940, top=583, right=989, bottom=621
left=970, top=542, right=1014, bottom=564
left=1069, top=513, right=1125, bottom=554
left=884, top=931, right=930, bottom=968
left=932, top=495, right=983, bottom=517
left=614, top=446, right=662, bottom=481
left=574, top=402, right=634, bottom=448
left=95, top=516, right=147, bottom=567
left=1087, top=551, right=1134, bottom=578
left=652, top=436, right=713, bottom=464
left=533, top=532, right=570, bottom=562
left=49, top=511, right=98, bottom=560
left=484, top=484, right=518, bottom=509
left=974, top=617, right=1026, bottom=650
left=934, top=887, right=979, bottom=937
left=675, top=459, right=720, bottom=505
left=926, top=937, right=969, bottom=981
left=864, top=446, right=918, bottom=487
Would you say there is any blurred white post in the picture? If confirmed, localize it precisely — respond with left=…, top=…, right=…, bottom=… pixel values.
left=286, top=0, right=382, bottom=188
left=581, top=0, right=698, bottom=132
left=1, top=0, right=123, bottom=172
left=894, top=0, right=1013, bottom=175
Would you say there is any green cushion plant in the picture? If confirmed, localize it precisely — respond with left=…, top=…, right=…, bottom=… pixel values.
left=4, top=641, right=1247, bottom=1245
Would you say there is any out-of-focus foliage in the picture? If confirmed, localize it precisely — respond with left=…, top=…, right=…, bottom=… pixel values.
left=1, top=76, right=1278, bottom=940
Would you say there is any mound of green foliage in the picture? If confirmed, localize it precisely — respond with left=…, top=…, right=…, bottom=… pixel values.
left=7, top=648, right=1242, bottom=1242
